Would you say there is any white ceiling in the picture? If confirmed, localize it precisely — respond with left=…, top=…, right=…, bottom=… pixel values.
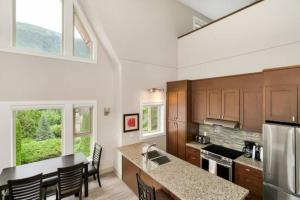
left=177, top=0, right=258, bottom=20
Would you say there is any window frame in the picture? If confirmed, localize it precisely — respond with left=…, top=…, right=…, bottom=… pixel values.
left=140, top=102, right=165, bottom=140
left=6, top=101, right=97, bottom=167
left=72, top=103, right=97, bottom=159
left=0, top=0, right=98, bottom=64
left=11, top=103, right=65, bottom=167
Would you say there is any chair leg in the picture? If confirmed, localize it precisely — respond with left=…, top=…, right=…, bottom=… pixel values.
left=93, top=174, right=96, bottom=180
left=79, top=189, right=82, bottom=200
left=56, top=189, right=58, bottom=200
left=97, top=172, right=102, bottom=187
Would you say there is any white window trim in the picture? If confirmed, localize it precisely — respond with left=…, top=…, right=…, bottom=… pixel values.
left=7, top=101, right=97, bottom=167
left=140, top=102, right=165, bottom=140
left=73, top=102, right=97, bottom=160
left=0, top=0, right=98, bottom=64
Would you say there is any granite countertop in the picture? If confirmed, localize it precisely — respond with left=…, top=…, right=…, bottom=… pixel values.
left=119, top=143, right=249, bottom=200
left=186, top=142, right=263, bottom=171
left=186, top=142, right=210, bottom=150
left=234, top=156, right=263, bottom=171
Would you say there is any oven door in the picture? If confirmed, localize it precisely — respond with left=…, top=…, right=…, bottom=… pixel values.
left=201, top=154, right=233, bottom=181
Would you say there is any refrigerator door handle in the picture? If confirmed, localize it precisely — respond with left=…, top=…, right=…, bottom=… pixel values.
left=296, top=128, right=300, bottom=195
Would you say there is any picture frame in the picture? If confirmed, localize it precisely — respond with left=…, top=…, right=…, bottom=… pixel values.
left=123, top=113, right=139, bottom=132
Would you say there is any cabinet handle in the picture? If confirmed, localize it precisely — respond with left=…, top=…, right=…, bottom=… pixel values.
left=292, top=116, right=296, bottom=122
left=245, top=168, right=250, bottom=172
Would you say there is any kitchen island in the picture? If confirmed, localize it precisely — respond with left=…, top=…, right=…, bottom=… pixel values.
left=119, top=142, right=249, bottom=200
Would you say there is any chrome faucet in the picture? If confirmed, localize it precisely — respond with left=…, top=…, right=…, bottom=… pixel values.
left=145, top=143, right=157, bottom=162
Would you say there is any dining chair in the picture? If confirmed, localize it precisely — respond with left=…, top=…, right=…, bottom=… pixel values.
left=88, top=143, right=103, bottom=187
left=57, top=163, right=84, bottom=200
left=136, top=173, right=173, bottom=200
left=8, top=173, right=43, bottom=200
left=42, top=176, right=58, bottom=200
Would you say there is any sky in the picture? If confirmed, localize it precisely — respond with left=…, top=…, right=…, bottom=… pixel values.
left=16, top=0, right=62, bottom=33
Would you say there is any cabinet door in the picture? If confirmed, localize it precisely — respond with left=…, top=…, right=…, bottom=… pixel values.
left=167, top=91, right=178, bottom=121
left=122, top=156, right=140, bottom=195
left=265, top=85, right=298, bottom=123
left=192, top=89, right=207, bottom=123
left=177, top=90, right=186, bottom=122
left=240, top=88, right=263, bottom=132
left=222, top=89, right=240, bottom=121
left=167, top=121, right=177, bottom=156
left=177, top=121, right=186, bottom=160
left=207, top=89, right=222, bottom=119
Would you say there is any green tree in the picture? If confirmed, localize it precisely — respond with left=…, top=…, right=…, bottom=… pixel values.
left=15, top=118, right=22, bottom=166
left=16, top=110, right=41, bottom=138
left=35, top=114, right=55, bottom=140
left=81, top=112, right=91, bottom=132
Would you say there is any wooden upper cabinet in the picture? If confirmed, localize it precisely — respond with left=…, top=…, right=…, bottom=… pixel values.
left=167, top=91, right=178, bottom=121
left=222, top=89, right=240, bottom=121
left=265, top=85, right=298, bottom=123
left=177, top=91, right=187, bottom=122
left=240, top=88, right=263, bottom=132
left=192, top=89, right=207, bottom=123
left=207, top=89, right=222, bottom=119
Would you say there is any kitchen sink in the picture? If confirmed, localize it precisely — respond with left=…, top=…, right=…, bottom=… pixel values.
left=151, top=156, right=171, bottom=165
left=141, top=150, right=162, bottom=159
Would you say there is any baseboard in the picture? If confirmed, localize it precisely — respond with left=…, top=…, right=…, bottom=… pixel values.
left=100, top=166, right=114, bottom=175
left=113, top=168, right=122, bottom=179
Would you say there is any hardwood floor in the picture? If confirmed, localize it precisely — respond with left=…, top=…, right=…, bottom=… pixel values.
left=49, top=172, right=138, bottom=200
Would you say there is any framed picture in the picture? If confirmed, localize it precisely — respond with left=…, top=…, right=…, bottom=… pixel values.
left=123, top=113, right=139, bottom=132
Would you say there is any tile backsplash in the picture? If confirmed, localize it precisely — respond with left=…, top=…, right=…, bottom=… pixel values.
left=199, top=124, right=263, bottom=152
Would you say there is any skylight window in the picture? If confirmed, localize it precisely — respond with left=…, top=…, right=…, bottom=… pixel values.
left=15, top=0, right=62, bottom=55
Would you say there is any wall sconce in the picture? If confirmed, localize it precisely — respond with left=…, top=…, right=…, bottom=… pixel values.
left=104, top=107, right=111, bottom=116
left=147, top=88, right=164, bottom=93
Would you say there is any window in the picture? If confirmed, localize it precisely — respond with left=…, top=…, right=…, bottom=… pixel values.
left=74, top=10, right=93, bottom=59
left=15, top=0, right=62, bottom=55
left=73, top=107, right=93, bottom=157
left=14, top=108, right=63, bottom=165
left=141, top=103, right=164, bottom=139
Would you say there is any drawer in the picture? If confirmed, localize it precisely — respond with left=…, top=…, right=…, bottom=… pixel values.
left=235, top=162, right=262, bottom=179
left=234, top=163, right=263, bottom=200
left=186, top=146, right=200, bottom=167
left=186, top=146, right=200, bottom=155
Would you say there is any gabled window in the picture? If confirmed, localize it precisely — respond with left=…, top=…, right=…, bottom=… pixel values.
left=14, top=0, right=63, bottom=55
left=1, top=0, right=98, bottom=62
left=74, top=9, right=93, bottom=59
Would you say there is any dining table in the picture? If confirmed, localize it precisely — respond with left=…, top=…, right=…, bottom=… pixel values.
left=0, top=153, right=89, bottom=199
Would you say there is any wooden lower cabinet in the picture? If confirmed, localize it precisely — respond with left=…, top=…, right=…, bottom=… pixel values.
left=185, top=146, right=200, bottom=167
left=122, top=156, right=140, bottom=195
left=122, top=156, right=179, bottom=200
left=234, top=163, right=263, bottom=200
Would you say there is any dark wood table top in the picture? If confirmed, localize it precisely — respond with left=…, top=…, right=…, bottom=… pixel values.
left=0, top=153, right=89, bottom=190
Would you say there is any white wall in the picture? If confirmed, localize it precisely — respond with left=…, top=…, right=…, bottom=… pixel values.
left=178, top=0, right=300, bottom=79
left=0, top=46, right=117, bottom=172
left=80, top=0, right=195, bottom=148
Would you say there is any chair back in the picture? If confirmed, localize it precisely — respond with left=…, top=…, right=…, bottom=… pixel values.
left=57, top=163, right=84, bottom=199
left=136, top=173, right=156, bottom=200
left=8, top=173, right=43, bottom=200
left=92, top=143, right=102, bottom=170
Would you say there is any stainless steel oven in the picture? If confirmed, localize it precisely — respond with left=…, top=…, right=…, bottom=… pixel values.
left=200, top=144, right=243, bottom=182
left=200, top=151, right=233, bottom=181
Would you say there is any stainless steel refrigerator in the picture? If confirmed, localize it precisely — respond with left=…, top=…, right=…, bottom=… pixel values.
left=263, top=123, right=300, bottom=200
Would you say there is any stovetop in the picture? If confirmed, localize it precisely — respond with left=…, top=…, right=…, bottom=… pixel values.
left=202, top=144, right=243, bottom=160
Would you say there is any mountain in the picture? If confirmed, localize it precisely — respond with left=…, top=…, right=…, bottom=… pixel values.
left=15, top=22, right=90, bottom=58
